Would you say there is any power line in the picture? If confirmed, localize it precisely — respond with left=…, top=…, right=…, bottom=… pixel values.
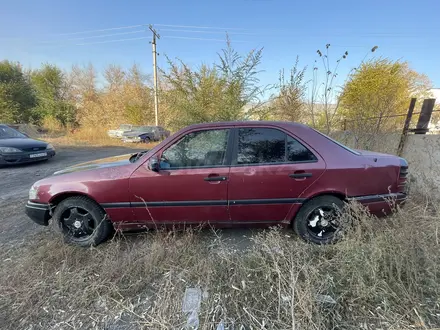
left=162, top=35, right=249, bottom=42
left=51, top=24, right=146, bottom=36
left=38, top=30, right=146, bottom=43
left=75, top=36, right=149, bottom=46
left=153, top=23, right=249, bottom=31
left=158, top=28, right=258, bottom=36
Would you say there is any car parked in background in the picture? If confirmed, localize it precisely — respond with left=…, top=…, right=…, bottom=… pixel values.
left=0, top=124, right=55, bottom=165
left=25, top=121, right=407, bottom=247
left=122, top=126, right=170, bottom=143
left=107, top=124, right=136, bottom=138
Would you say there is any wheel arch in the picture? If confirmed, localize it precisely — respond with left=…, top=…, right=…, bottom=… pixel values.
left=49, top=192, right=103, bottom=210
left=289, top=191, right=347, bottom=225
left=302, top=191, right=347, bottom=203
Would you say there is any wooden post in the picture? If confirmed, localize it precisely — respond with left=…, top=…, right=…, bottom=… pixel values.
left=396, top=98, right=417, bottom=156
left=414, top=99, right=436, bottom=134
left=343, top=119, right=347, bottom=131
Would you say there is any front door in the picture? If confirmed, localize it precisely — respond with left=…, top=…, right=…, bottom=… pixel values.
left=129, top=128, right=232, bottom=224
left=227, top=127, right=326, bottom=224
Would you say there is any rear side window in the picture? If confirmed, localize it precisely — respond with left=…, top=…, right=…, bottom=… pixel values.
left=287, top=136, right=317, bottom=162
left=237, top=128, right=285, bottom=164
left=236, top=127, right=316, bottom=165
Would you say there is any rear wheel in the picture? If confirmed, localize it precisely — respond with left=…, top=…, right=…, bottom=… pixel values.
left=293, top=195, right=344, bottom=244
left=52, top=196, right=113, bottom=247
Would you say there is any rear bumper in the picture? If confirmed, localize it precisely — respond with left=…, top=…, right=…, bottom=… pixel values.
left=352, top=193, right=407, bottom=217
left=25, top=201, right=51, bottom=226
left=0, top=150, right=55, bottom=165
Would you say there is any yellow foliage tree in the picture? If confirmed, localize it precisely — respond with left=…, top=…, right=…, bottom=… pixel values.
left=340, top=59, right=432, bottom=134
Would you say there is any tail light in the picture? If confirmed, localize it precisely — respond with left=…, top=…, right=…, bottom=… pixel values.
left=398, top=158, right=408, bottom=193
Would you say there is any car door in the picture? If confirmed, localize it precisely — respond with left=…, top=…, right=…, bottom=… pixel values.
left=227, top=126, right=326, bottom=224
left=129, top=128, right=232, bottom=224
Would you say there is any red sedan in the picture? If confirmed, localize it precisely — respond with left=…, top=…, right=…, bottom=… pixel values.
left=25, top=121, right=408, bottom=246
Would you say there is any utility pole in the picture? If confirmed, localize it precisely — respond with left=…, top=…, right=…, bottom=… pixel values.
left=149, top=24, right=160, bottom=126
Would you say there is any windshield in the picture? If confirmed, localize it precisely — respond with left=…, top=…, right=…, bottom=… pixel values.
left=312, top=129, right=361, bottom=155
left=0, top=126, right=26, bottom=139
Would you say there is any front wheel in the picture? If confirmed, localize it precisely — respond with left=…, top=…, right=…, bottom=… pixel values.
left=52, top=196, right=114, bottom=247
left=293, top=195, right=344, bottom=244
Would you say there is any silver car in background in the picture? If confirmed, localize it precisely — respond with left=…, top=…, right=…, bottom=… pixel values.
left=107, top=124, right=136, bottom=138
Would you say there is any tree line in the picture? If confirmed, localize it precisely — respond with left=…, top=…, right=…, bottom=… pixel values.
left=0, top=41, right=433, bottom=136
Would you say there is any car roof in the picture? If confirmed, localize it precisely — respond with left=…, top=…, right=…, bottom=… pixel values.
left=184, top=121, right=309, bottom=130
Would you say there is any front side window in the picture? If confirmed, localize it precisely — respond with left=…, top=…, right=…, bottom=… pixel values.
left=161, top=129, right=229, bottom=169
left=236, top=127, right=317, bottom=165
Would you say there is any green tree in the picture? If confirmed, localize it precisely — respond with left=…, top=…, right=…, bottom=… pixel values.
left=0, top=61, right=37, bottom=123
left=162, top=40, right=264, bottom=130
left=271, top=58, right=307, bottom=122
left=340, top=58, right=432, bottom=135
left=31, top=64, right=76, bottom=127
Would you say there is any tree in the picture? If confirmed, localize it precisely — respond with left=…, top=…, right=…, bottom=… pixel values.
left=270, top=58, right=307, bottom=122
left=161, top=39, right=264, bottom=130
left=339, top=58, right=432, bottom=138
left=69, top=64, right=100, bottom=127
left=0, top=61, right=37, bottom=123
left=31, top=64, right=76, bottom=127
left=123, top=64, right=154, bottom=125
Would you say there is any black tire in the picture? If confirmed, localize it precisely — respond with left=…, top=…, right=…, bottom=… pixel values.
left=143, top=136, right=151, bottom=143
left=293, top=195, right=344, bottom=244
left=52, top=196, right=114, bottom=247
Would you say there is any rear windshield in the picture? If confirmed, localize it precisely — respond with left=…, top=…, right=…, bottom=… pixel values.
left=312, top=129, right=361, bottom=155
left=0, top=126, right=26, bottom=139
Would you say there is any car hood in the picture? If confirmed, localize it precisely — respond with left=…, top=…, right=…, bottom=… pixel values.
left=53, top=154, right=133, bottom=175
left=0, top=138, right=48, bottom=149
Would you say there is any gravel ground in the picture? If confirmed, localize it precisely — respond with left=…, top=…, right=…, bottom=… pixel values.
left=0, top=146, right=141, bottom=244
left=0, top=146, right=261, bottom=248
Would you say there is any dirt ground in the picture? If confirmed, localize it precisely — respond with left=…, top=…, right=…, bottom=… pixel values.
left=0, top=146, right=141, bottom=244
left=0, top=145, right=258, bottom=248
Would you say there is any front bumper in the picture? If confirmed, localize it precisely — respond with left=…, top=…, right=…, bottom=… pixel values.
left=0, top=150, right=55, bottom=165
left=25, top=201, right=51, bottom=226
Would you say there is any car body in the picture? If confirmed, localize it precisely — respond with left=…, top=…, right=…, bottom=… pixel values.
left=25, top=121, right=407, bottom=246
left=0, top=124, right=56, bottom=165
left=107, top=124, right=136, bottom=138
left=122, top=126, right=170, bottom=143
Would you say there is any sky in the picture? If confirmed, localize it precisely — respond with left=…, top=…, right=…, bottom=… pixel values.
left=1, top=0, right=439, bottom=96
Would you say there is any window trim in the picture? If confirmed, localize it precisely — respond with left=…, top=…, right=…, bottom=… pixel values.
left=231, top=127, right=318, bottom=166
left=159, top=128, right=234, bottom=170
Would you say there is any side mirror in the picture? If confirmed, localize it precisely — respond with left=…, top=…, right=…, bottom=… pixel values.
left=148, top=157, right=160, bottom=172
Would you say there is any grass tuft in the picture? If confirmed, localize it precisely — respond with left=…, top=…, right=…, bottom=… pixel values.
left=0, top=198, right=439, bottom=329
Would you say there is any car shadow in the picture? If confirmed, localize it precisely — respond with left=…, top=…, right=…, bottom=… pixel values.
left=111, top=226, right=296, bottom=252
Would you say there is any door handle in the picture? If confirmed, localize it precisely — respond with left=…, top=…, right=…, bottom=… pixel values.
left=204, top=176, right=228, bottom=182
left=289, top=172, right=313, bottom=179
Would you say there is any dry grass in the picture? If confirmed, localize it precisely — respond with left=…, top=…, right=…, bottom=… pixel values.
left=43, top=127, right=157, bottom=149
left=0, top=198, right=439, bottom=330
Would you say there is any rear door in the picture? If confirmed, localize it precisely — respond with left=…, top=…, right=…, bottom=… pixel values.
left=227, top=126, right=326, bottom=224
